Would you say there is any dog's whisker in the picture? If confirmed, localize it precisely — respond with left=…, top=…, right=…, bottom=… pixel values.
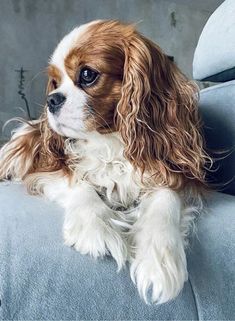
left=85, top=103, right=112, bottom=131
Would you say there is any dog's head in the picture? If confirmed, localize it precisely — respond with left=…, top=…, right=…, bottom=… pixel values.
left=47, top=20, right=124, bottom=137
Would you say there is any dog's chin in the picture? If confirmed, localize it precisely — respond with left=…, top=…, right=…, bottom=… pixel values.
left=53, top=125, right=77, bottom=139
left=47, top=113, right=87, bottom=139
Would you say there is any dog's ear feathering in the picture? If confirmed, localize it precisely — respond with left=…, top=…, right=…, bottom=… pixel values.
left=116, top=29, right=210, bottom=189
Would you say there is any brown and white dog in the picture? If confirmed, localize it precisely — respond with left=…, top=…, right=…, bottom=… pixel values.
left=0, top=20, right=210, bottom=304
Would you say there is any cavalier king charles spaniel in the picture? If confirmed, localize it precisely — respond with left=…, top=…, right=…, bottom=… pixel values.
left=0, top=20, right=210, bottom=304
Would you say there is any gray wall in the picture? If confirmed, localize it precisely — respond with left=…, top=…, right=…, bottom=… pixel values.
left=0, top=0, right=223, bottom=140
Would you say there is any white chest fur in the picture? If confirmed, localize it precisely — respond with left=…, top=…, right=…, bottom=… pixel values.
left=65, top=132, right=141, bottom=209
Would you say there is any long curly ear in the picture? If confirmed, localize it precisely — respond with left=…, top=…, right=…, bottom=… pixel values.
left=0, top=79, right=68, bottom=183
left=116, top=31, right=210, bottom=189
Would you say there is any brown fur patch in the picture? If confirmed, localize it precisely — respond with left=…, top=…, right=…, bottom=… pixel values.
left=47, top=64, right=62, bottom=90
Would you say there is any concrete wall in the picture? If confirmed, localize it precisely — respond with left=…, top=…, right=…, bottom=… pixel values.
left=0, top=0, right=222, bottom=140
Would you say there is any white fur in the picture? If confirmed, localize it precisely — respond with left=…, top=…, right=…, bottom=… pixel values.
left=130, top=189, right=188, bottom=304
left=42, top=175, right=128, bottom=271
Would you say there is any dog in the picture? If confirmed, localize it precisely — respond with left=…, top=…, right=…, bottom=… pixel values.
left=0, top=20, right=210, bottom=304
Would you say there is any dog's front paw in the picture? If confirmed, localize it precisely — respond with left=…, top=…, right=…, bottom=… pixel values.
left=130, top=244, right=188, bottom=304
left=63, top=214, right=127, bottom=270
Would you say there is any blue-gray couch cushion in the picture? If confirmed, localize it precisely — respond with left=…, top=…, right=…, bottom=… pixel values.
left=0, top=182, right=234, bottom=320
left=193, top=0, right=235, bottom=82
left=199, top=80, right=235, bottom=195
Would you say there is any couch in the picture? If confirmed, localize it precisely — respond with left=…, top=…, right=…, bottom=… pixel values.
left=0, top=1, right=234, bottom=319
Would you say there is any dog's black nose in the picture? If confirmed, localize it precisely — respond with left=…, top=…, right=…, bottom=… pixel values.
left=47, top=93, right=66, bottom=114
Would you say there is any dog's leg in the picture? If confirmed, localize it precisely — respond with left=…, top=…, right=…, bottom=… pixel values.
left=130, top=188, right=188, bottom=304
left=44, top=179, right=128, bottom=270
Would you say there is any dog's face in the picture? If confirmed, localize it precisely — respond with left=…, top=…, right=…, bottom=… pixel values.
left=45, top=19, right=207, bottom=188
left=47, top=20, right=124, bottom=138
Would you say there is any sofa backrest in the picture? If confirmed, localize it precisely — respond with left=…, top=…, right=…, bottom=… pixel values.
left=193, top=0, right=235, bottom=195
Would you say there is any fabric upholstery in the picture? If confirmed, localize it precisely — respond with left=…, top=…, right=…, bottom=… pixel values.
left=0, top=182, right=234, bottom=320
left=199, top=80, right=235, bottom=196
left=193, top=0, right=235, bottom=82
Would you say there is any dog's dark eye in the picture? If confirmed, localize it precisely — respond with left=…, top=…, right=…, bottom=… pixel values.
left=79, top=67, right=99, bottom=86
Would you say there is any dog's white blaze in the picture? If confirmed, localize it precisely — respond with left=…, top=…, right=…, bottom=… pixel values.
left=50, top=20, right=100, bottom=75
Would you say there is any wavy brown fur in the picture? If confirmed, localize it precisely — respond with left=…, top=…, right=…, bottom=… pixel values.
left=115, top=25, right=211, bottom=189
left=0, top=117, right=69, bottom=182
